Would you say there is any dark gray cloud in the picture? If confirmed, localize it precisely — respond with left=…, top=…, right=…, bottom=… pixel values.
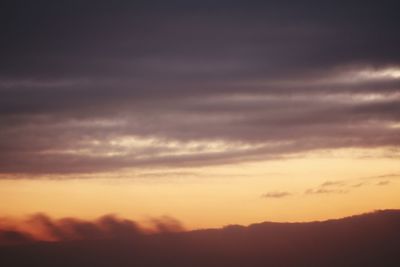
left=1, top=1, right=400, bottom=175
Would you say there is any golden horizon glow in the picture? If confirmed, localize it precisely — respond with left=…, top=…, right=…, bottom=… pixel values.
left=2, top=147, right=399, bottom=230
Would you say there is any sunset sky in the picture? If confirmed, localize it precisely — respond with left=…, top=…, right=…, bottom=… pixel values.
left=1, top=1, right=399, bottom=230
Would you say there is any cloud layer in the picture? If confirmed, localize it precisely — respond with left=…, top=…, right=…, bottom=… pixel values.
left=0, top=213, right=183, bottom=245
left=1, top=1, right=400, bottom=174
left=1, top=210, right=400, bottom=267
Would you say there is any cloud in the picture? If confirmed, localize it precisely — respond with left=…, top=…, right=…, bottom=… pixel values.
left=351, top=182, right=367, bottom=188
left=358, top=173, right=399, bottom=187
left=0, top=1, right=400, bottom=175
left=0, top=213, right=185, bottom=245
left=148, top=216, right=184, bottom=233
left=0, top=210, right=399, bottom=266
left=364, top=173, right=400, bottom=180
left=305, top=179, right=350, bottom=195
left=320, top=180, right=346, bottom=187
left=377, top=180, right=391, bottom=186
left=305, top=188, right=348, bottom=195
left=303, top=172, right=399, bottom=195
left=261, top=191, right=292, bottom=199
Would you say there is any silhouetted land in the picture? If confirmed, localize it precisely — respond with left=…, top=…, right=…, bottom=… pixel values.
left=1, top=210, right=399, bottom=267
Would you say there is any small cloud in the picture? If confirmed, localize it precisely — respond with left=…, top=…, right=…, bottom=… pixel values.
left=261, top=191, right=292, bottom=199
left=305, top=188, right=347, bottom=195
left=352, top=182, right=367, bottom=188
left=306, top=180, right=349, bottom=195
left=320, top=180, right=346, bottom=187
left=363, top=173, right=400, bottom=180
left=376, top=180, right=390, bottom=186
left=376, top=173, right=400, bottom=179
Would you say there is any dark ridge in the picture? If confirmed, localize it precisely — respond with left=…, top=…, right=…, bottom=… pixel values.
left=0, top=210, right=399, bottom=267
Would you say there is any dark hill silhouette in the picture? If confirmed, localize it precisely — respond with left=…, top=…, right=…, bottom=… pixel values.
left=1, top=210, right=399, bottom=267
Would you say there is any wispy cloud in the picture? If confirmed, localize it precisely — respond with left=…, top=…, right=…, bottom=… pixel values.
left=303, top=172, right=398, bottom=196
left=305, top=188, right=348, bottom=195
left=320, top=180, right=346, bottom=187
left=376, top=180, right=391, bottom=186
left=363, top=173, right=400, bottom=180
left=261, top=191, right=292, bottom=199
left=351, top=182, right=367, bottom=188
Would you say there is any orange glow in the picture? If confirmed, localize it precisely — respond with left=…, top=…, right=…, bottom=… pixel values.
left=1, top=148, right=399, bottom=229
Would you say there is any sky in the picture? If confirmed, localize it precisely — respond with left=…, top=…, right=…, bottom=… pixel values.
left=0, top=0, right=400, bottom=229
